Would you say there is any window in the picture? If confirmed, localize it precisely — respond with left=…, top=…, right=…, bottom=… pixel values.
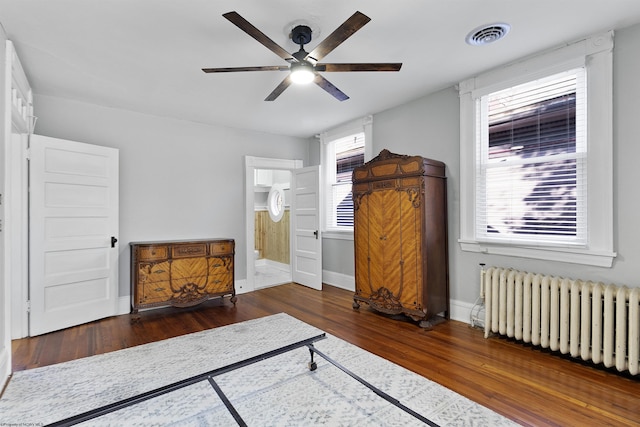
left=477, top=68, right=586, bottom=246
left=320, top=116, right=373, bottom=238
left=459, top=31, right=615, bottom=267
left=330, top=133, right=365, bottom=228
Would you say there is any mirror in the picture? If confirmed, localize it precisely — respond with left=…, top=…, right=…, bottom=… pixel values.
left=267, top=184, right=285, bottom=222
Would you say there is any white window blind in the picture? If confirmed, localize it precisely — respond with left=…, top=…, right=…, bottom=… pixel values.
left=328, top=132, right=365, bottom=229
left=476, top=68, right=587, bottom=246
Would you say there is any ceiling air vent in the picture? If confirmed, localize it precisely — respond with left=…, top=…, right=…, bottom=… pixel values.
left=465, top=23, right=511, bottom=46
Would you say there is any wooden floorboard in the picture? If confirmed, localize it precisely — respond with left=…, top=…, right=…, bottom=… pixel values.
left=10, top=283, right=640, bottom=426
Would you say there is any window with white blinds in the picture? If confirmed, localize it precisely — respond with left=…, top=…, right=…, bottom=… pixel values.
left=327, top=133, right=365, bottom=229
left=476, top=68, right=587, bottom=246
left=459, top=31, right=614, bottom=266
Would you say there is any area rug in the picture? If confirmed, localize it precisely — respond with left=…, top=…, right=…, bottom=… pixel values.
left=0, top=313, right=518, bottom=426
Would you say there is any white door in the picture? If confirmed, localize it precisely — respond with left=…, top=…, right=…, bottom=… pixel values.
left=291, top=166, right=322, bottom=290
left=29, top=135, right=119, bottom=336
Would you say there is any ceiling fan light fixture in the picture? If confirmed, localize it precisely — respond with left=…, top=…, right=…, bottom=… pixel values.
left=290, top=62, right=315, bottom=84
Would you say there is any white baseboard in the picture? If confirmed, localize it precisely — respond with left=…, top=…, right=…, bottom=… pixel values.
left=322, top=270, right=354, bottom=291
left=260, top=259, right=289, bottom=271
left=118, top=296, right=131, bottom=315
left=235, top=278, right=250, bottom=294
left=448, top=299, right=475, bottom=324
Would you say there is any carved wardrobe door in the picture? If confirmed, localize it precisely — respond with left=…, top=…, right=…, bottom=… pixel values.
left=353, top=184, right=372, bottom=302
left=395, top=179, right=423, bottom=313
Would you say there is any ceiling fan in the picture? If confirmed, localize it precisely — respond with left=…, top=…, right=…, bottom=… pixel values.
left=202, top=11, right=402, bottom=101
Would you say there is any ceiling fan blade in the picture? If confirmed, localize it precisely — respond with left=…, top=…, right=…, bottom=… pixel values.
left=265, top=75, right=293, bottom=101
left=314, top=74, right=349, bottom=101
left=202, top=65, right=289, bottom=73
left=223, top=11, right=295, bottom=62
left=305, top=11, right=371, bottom=63
left=316, top=63, right=403, bottom=72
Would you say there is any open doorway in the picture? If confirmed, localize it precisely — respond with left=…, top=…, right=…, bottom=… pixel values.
left=244, top=156, right=302, bottom=293
left=253, top=168, right=291, bottom=288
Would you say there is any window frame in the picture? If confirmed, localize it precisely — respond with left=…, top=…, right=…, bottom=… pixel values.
left=320, top=116, right=373, bottom=240
left=458, top=31, right=616, bottom=267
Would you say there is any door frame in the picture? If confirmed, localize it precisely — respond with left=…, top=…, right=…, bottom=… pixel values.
left=4, top=40, right=33, bottom=349
left=244, top=156, right=302, bottom=294
left=8, top=132, right=29, bottom=339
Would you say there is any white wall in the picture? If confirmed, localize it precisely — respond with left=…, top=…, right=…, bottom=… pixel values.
left=373, top=86, right=463, bottom=299
left=25, top=23, right=640, bottom=317
left=321, top=23, right=640, bottom=310
left=33, top=95, right=311, bottom=296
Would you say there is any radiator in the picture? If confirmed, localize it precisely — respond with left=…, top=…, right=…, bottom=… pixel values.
left=482, top=267, right=640, bottom=375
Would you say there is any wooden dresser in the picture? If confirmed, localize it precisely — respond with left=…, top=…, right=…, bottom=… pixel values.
left=130, top=239, right=236, bottom=313
left=352, top=149, right=449, bottom=328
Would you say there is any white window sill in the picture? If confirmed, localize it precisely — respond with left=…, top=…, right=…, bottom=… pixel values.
left=323, top=230, right=354, bottom=241
left=459, top=239, right=616, bottom=267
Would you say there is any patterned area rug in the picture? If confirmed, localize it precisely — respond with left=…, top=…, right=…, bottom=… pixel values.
left=0, top=313, right=518, bottom=426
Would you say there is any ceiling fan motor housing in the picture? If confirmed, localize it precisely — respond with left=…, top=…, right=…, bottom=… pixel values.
left=291, top=25, right=313, bottom=45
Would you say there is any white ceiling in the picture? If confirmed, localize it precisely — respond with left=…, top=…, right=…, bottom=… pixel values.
left=2, top=1, right=640, bottom=138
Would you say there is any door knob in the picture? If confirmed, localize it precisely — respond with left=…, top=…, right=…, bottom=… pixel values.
left=313, top=230, right=319, bottom=239
left=111, top=236, right=118, bottom=248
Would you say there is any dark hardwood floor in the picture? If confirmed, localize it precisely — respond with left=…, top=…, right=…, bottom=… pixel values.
left=10, top=283, right=640, bottom=426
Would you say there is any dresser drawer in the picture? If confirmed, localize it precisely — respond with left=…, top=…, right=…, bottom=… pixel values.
left=139, top=281, right=173, bottom=304
left=138, top=261, right=170, bottom=284
left=137, top=245, right=168, bottom=261
left=210, top=240, right=233, bottom=255
left=206, top=271, right=233, bottom=293
left=172, top=243, right=207, bottom=258
left=208, top=256, right=231, bottom=275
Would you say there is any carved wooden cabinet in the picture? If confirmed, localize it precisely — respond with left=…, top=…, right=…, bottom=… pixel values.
left=130, top=239, right=236, bottom=312
left=352, top=149, right=449, bottom=328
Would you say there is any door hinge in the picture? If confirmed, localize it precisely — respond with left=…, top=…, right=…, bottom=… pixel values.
left=26, top=300, right=31, bottom=313
left=25, top=147, right=31, bottom=160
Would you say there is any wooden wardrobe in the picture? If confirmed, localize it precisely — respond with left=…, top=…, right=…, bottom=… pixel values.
left=352, top=149, right=449, bottom=328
